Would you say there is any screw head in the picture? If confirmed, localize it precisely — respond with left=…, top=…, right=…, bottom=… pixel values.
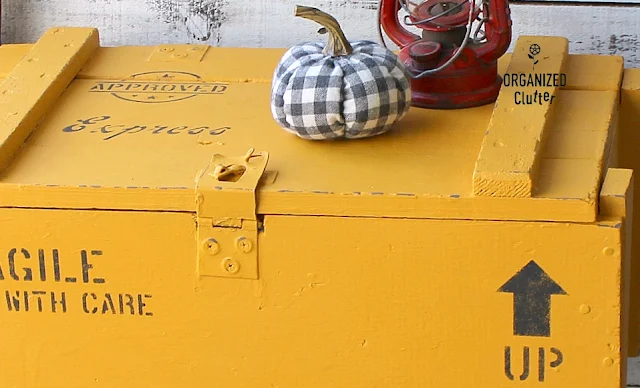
left=203, top=238, right=219, bottom=255
left=159, top=47, right=174, bottom=52
left=222, top=257, right=240, bottom=274
left=236, top=237, right=253, bottom=253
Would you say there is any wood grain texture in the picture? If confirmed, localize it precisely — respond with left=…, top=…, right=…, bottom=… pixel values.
left=1, top=0, right=639, bottom=67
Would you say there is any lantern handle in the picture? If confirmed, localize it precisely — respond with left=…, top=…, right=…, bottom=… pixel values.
left=379, top=0, right=421, bottom=48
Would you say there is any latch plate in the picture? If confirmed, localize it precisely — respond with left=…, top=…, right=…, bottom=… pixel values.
left=195, top=149, right=269, bottom=280
left=197, top=219, right=259, bottom=280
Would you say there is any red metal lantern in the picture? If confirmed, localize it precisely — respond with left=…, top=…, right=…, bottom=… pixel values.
left=379, top=0, right=513, bottom=109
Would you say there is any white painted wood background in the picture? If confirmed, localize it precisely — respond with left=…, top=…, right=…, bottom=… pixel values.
left=2, top=0, right=640, bottom=385
left=1, top=0, right=640, bottom=67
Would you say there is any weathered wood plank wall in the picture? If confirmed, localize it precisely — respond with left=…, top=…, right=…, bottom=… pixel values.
left=1, top=0, right=639, bottom=67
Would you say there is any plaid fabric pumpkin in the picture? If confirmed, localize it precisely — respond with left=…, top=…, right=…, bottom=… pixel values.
left=270, top=40, right=412, bottom=140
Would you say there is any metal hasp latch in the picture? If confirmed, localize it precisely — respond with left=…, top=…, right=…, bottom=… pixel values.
left=195, top=149, right=269, bottom=280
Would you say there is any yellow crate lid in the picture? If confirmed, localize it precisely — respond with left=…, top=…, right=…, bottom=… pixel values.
left=0, top=28, right=624, bottom=222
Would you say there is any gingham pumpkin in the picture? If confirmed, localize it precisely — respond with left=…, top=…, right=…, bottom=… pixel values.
left=270, top=5, right=412, bottom=140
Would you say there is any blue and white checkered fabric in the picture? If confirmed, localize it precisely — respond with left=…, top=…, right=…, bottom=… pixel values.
left=271, top=40, right=412, bottom=140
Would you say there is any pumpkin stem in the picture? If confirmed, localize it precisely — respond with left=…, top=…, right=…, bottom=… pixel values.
left=295, top=5, right=353, bottom=56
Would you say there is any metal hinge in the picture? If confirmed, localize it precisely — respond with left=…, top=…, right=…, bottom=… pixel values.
left=195, top=149, right=269, bottom=280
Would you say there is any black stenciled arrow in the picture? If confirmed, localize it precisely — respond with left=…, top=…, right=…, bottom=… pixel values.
left=498, top=261, right=567, bottom=337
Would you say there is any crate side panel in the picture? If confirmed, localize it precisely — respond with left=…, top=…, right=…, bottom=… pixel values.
left=0, top=208, right=625, bottom=387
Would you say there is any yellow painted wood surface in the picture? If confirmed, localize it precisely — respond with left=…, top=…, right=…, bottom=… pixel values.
left=619, top=69, right=640, bottom=356
left=473, top=37, right=568, bottom=198
left=0, top=29, right=622, bottom=223
left=0, top=207, right=629, bottom=387
left=0, top=28, right=99, bottom=173
left=599, top=168, right=634, bottom=382
left=0, top=28, right=634, bottom=388
left=562, top=55, right=624, bottom=91
left=600, top=168, right=633, bottom=219
left=0, top=44, right=32, bottom=78
left=474, top=50, right=623, bottom=200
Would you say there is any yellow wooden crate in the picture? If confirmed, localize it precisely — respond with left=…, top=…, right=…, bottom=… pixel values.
left=0, top=27, right=638, bottom=387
